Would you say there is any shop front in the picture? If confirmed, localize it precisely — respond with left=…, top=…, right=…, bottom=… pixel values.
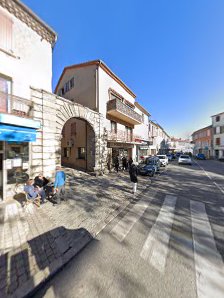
left=0, top=114, right=40, bottom=200
left=107, top=142, right=134, bottom=168
left=136, top=141, right=151, bottom=161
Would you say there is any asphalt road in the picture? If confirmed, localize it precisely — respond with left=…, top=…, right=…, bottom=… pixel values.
left=34, top=159, right=224, bottom=298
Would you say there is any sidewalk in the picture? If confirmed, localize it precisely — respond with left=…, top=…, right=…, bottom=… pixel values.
left=0, top=169, right=151, bottom=298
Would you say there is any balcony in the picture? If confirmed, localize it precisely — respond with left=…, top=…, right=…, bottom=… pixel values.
left=107, top=98, right=142, bottom=125
left=0, top=91, right=33, bottom=118
left=107, top=130, right=134, bottom=143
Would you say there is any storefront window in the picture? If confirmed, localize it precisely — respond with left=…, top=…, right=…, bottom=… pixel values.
left=6, top=142, right=29, bottom=184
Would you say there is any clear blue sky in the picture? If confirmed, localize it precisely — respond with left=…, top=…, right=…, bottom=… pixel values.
left=23, top=0, right=224, bottom=138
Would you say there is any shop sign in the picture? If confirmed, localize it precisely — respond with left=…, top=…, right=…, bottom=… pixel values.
left=108, top=142, right=134, bottom=148
left=139, top=146, right=150, bottom=150
left=12, top=158, right=22, bottom=167
left=6, top=159, right=12, bottom=169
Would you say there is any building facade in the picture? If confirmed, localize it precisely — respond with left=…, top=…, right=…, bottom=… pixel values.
left=148, top=121, right=170, bottom=155
left=168, top=138, right=193, bottom=154
left=0, top=0, right=57, bottom=200
left=211, top=112, right=224, bottom=159
left=191, top=125, right=212, bottom=158
left=55, top=60, right=145, bottom=170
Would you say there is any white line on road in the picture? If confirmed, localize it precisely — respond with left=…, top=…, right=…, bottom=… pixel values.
left=110, top=200, right=149, bottom=242
left=140, top=195, right=177, bottom=273
left=190, top=200, right=224, bottom=298
left=213, top=182, right=224, bottom=195
left=194, top=160, right=224, bottom=195
left=221, top=207, right=224, bottom=213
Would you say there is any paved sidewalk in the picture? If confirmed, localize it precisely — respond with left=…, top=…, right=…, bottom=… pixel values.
left=0, top=169, right=151, bottom=297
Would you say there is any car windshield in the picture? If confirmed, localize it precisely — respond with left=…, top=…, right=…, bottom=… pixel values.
left=180, top=155, right=190, bottom=158
left=145, top=158, right=154, bottom=165
left=157, top=156, right=165, bottom=159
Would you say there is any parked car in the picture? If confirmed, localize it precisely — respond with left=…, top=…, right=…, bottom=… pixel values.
left=178, top=155, right=192, bottom=165
left=157, top=155, right=169, bottom=166
left=166, top=153, right=174, bottom=161
left=195, top=153, right=206, bottom=160
left=138, top=157, right=161, bottom=177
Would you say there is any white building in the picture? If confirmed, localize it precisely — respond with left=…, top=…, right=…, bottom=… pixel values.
left=0, top=0, right=57, bottom=200
left=148, top=120, right=170, bottom=155
left=168, top=138, right=193, bottom=154
left=211, top=112, right=224, bottom=159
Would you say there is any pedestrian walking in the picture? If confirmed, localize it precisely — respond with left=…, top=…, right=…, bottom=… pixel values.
left=54, top=166, right=66, bottom=204
left=129, top=162, right=138, bottom=194
left=128, top=157, right=133, bottom=169
left=122, top=156, right=127, bottom=171
left=114, top=155, right=119, bottom=173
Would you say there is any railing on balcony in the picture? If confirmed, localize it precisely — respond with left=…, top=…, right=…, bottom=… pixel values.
left=107, top=98, right=142, bottom=124
left=0, top=91, right=33, bottom=118
left=107, top=130, right=134, bottom=142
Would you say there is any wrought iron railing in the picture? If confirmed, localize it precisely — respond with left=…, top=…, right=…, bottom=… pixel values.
left=0, top=91, right=33, bottom=118
left=107, top=98, right=142, bottom=123
left=107, top=130, right=134, bottom=142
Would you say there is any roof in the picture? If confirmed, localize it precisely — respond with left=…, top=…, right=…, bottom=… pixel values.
left=135, top=102, right=151, bottom=116
left=0, top=0, right=57, bottom=46
left=191, top=125, right=212, bottom=136
left=211, top=111, right=224, bottom=117
left=54, top=60, right=136, bottom=98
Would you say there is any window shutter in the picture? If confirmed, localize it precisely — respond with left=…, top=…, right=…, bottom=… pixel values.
left=0, top=11, right=13, bottom=52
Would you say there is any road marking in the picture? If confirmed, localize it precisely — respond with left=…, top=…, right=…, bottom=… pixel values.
left=213, top=182, right=224, bottom=195
left=110, top=200, right=149, bottom=242
left=190, top=201, right=224, bottom=298
left=221, top=207, right=224, bottom=213
left=194, top=161, right=224, bottom=195
left=140, top=195, right=177, bottom=273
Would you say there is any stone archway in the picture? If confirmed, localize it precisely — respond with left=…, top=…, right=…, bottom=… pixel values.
left=30, top=88, right=107, bottom=179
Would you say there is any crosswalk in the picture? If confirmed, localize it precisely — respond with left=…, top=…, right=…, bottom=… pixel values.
left=109, top=194, right=224, bottom=298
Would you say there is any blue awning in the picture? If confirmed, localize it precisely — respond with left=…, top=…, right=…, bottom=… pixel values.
left=0, top=124, right=37, bottom=142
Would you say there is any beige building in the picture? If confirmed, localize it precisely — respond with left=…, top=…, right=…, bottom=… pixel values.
left=55, top=60, right=144, bottom=170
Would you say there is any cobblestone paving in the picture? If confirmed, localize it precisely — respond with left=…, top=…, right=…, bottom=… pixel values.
left=0, top=169, right=151, bottom=297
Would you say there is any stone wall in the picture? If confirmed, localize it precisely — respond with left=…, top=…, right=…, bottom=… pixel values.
left=30, top=88, right=108, bottom=178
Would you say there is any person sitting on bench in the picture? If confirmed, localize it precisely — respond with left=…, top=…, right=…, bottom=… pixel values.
left=24, top=179, right=46, bottom=203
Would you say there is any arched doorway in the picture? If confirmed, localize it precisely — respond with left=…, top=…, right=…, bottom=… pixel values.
left=61, top=117, right=95, bottom=172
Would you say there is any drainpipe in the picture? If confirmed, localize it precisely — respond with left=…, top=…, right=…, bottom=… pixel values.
left=41, top=90, right=44, bottom=174
left=96, top=66, right=101, bottom=174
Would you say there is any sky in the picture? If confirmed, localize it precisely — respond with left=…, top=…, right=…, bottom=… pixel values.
left=23, top=0, right=224, bottom=139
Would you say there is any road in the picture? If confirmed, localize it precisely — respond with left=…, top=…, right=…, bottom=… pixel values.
left=34, top=159, right=224, bottom=298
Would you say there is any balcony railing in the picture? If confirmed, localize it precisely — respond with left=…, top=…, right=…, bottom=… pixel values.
left=107, top=98, right=142, bottom=125
left=0, top=91, right=33, bottom=118
left=108, top=130, right=134, bottom=142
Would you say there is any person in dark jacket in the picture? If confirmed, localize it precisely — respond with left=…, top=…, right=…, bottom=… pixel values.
left=128, top=157, right=133, bottom=169
left=34, top=174, right=49, bottom=188
left=122, top=156, right=127, bottom=171
left=114, top=155, right=119, bottom=173
left=129, top=162, right=138, bottom=194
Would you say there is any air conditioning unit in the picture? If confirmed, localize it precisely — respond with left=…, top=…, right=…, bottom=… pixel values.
left=67, top=140, right=74, bottom=147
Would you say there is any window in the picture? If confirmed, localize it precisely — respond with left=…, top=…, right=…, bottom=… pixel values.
left=125, top=126, right=132, bottom=142
left=65, top=82, right=69, bottom=93
left=78, top=147, right=86, bottom=159
left=63, top=147, right=70, bottom=158
left=0, top=11, right=13, bottom=52
left=70, top=77, right=74, bottom=89
left=216, top=116, right=220, bottom=122
left=111, top=121, right=117, bottom=133
left=0, top=76, right=11, bottom=113
left=216, top=138, right=220, bottom=145
left=216, top=127, right=220, bottom=134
